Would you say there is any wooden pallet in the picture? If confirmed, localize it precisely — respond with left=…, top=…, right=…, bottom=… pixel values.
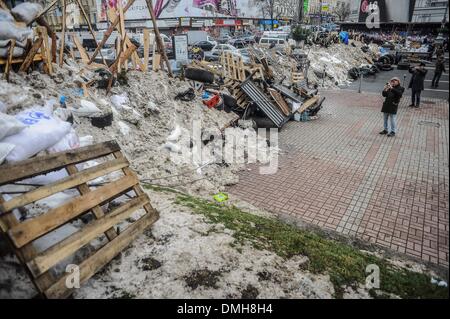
left=224, top=78, right=249, bottom=109
left=0, top=141, right=159, bottom=299
left=268, top=88, right=291, bottom=116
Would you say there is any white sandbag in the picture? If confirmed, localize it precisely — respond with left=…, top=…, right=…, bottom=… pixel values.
left=0, top=21, right=33, bottom=42
left=0, top=142, right=15, bottom=164
left=110, top=93, right=129, bottom=110
left=53, top=107, right=73, bottom=122
left=167, top=125, right=182, bottom=142
left=118, top=121, right=130, bottom=136
left=79, top=135, right=94, bottom=147
left=70, top=99, right=101, bottom=117
left=0, top=112, right=26, bottom=140
left=0, top=8, right=14, bottom=22
left=11, top=2, right=43, bottom=24
left=0, top=46, right=25, bottom=58
left=22, top=169, right=68, bottom=186
left=0, top=39, right=28, bottom=48
left=2, top=106, right=71, bottom=162
left=47, top=129, right=80, bottom=153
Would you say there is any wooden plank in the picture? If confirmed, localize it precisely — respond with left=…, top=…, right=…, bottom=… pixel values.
left=0, top=158, right=129, bottom=213
left=7, top=174, right=138, bottom=248
left=59, top=0, right=66, bottom=67
left=19, top=38, right=43, bottom=73
left=113, top=151, right=159, bottom=219
left=0, top=141, right=120, bottom=186
left=152, top=53, right=161, bottom=72
left=0, top=194, right=57, bottom=294
left=88, top=0, right=136, bottom=64
left=65, top=163, right=118, bottom=242
left=72, top=34, right=89, bottom=63
left=143, top=29, right=150, bottom=72
left=268, top=88, right=291, bottom=116
left=0, top=54, right=43, bottom=66
left=297, top=96, right=319, bottom=114
left=44, top=209, right=158, bottom=298
left=27, top=194, right=149, bottom=277
left=144, top=0, right=172, bottom=77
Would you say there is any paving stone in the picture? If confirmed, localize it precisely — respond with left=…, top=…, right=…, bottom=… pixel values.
left=228, top=90, right=449, bottom=267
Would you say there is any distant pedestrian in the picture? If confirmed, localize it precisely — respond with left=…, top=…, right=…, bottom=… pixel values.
left=431, top=56, right=446, bottom=88
left=435, top=45, right=445, bottom=58
left=408, top=62, right=427, bottom=108
left=380, top=77, right=405, bottom=138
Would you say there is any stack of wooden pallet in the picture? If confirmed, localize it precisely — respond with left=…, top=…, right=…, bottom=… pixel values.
left=0, top=141, right=159, bottom=299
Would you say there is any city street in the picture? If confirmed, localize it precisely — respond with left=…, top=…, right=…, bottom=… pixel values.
left=345, top=54, right=450, bottom=100
left=228, top=89, right=449, bottom=267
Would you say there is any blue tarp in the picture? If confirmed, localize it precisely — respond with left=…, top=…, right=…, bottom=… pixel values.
left=339, top=31, right=349, bottom=45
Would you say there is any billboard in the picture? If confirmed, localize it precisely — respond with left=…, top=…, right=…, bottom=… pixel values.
left=357, top=0, right=412, bottom=23
left=97, top=0, right=267, bottom=21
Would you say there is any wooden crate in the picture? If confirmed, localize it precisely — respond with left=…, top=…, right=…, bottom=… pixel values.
left=0, top=141, right=159, bottom=298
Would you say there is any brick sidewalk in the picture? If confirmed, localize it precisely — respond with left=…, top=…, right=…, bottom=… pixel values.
left=227, top=90, right=449, bottom=267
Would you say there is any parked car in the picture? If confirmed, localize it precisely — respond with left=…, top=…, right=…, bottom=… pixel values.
left=193, top=40, right=215, bottom=51
left=210, top=44, right=238, bottom=56
left=217, top=35, right=232, bottom=44
left=229, top=39, right=247, bottom=49
left=258, top=37, right=287, bottom=48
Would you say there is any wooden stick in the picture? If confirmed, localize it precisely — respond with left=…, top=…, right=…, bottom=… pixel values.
left=73, top=0, right=106, bottom=65
left=0, top=0, right=9, bottom=10
left=51, top=32, right=57, bottom=63
left=143, top=29, right=150, bottom=72
left=88, top=0, right=136, bottom=64
left=144, top=0, right=172, bottom=77
left=59, top=0, right=66, bottom=67
left=4, top=40, right=15, bottom=81
left=19, top=37, right=43, bottom=73
left=118, top=1, right=126, bottom=41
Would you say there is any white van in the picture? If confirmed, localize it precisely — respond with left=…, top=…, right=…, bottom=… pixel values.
left=262, top=31, right=289, bottom=40
left=259, top=37, right=286, bottom=48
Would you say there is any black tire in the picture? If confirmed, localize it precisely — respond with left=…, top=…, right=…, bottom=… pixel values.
left=379, top=56, right=390, bottom=64
left=380, top=64, right=393, bottom=71
left=222, top=93, right=238, bottom=109
left=348, top=67, right=359, bottom=80
left=184, top=68, right=214, bottom=83
left=397, top=62, right=410, bottom=70
left=385, top=54, right=395, bottom=64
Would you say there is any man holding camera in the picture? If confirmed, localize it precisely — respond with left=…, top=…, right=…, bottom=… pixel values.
left=408, top=62, right=427, bottom=108
left=380, top=77, right=405, bottom=137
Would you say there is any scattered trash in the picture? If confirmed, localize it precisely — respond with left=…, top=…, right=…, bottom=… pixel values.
left=213, top=192, right=229, bottom=203
left=175, top=88, right=196, bottom=102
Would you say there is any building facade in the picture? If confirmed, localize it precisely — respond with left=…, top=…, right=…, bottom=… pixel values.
left=41, top=0, right=98, bottom=31
left=412, top=0, right=448, bottom=23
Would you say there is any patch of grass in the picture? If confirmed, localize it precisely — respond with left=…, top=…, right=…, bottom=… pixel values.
left=174, top=194, right=448, bottom=299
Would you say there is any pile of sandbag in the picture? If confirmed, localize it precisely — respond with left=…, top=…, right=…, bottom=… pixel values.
left=0, top=102, right=78, bottom=165
left=0, top=2, right=43, bottom=58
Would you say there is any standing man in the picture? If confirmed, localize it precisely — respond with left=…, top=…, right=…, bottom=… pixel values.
left=380, top=77, right=405, bottom=137
left=408, top=63, right=427, bottom=108
left=432, top=56, right=446, bottom=88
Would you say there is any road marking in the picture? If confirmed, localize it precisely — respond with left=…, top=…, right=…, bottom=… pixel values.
left=425, top=80, right=449, bottom=83
left=424, top=88, right=449, bottom=92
